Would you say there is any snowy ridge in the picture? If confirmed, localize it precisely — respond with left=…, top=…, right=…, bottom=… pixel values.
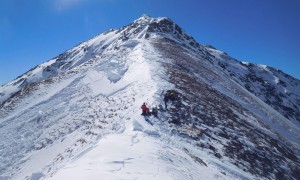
left=1, top=15, right=300, bottom=179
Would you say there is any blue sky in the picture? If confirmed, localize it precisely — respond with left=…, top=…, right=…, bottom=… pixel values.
left=1, top=0, right=300, bottom=85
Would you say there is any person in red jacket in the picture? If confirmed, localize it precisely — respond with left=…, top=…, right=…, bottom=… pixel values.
left=141, top=103, right=147, bottom=116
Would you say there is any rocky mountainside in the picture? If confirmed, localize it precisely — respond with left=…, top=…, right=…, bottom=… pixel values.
left=1, top=15, right=300, bottom=180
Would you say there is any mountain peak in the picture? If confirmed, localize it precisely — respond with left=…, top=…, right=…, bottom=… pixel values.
left=134, top=14, right=170, bottom=23
left=133, top=14, right=153, bottom=24
left=1, top=14, right=300, bottom=180
left=140, top=14, right=152, bottom=19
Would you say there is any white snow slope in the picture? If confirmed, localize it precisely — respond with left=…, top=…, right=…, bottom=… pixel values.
left=0, top=15, right=300, bottom=180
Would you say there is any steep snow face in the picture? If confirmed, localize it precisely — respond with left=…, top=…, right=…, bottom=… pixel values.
left=0, top=36, right=162, bottom=179
left=0, top=16, right=149, bottom=105
left=1, top=15, right=300, bottom=180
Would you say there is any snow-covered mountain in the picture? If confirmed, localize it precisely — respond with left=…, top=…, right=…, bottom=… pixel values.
left=1, top=15, right=300, bottom=180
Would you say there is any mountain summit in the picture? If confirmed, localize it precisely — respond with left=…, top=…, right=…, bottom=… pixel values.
left=1, top=15, right=300, bottom=180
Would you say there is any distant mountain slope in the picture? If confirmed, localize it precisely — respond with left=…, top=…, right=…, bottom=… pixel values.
left=0, top=15, right=299, bottom=180
left=208, top=50, right=300, bottom=122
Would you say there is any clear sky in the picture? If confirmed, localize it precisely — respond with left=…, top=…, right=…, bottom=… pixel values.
left=1, top=0, right=300, bottom=85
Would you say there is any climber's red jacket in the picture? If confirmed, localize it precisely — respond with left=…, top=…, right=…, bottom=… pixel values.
left=141, top=104, right=147, bottom=110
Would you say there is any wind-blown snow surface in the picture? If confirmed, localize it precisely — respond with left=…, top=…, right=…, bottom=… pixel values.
left=1, top=15, right=300, bottom=179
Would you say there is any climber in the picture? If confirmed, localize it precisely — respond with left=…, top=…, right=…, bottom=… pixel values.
left=146, top=107, right=151, bottom=116
left=141, top=103, right=147, bottom=116
left=152, top=106, right=158, bottom=117
left=158, top=104, right=164, bottom=112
